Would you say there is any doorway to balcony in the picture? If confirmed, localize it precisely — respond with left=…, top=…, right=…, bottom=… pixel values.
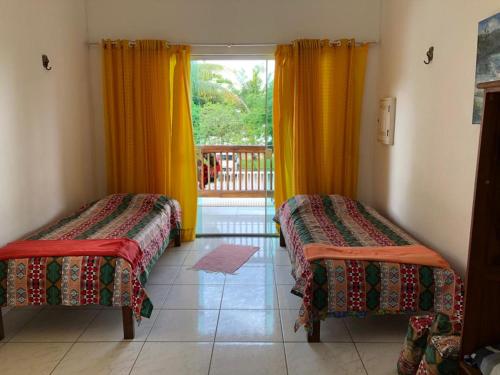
left=191, top=59, right=275, bottom=236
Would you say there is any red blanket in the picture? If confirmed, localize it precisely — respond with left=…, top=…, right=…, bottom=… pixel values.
left=0, top=239, right=142, bottom=268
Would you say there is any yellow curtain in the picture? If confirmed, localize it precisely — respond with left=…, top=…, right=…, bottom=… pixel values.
left=102, top=40, right=197, bottom=241
left=273, top=39, right=368, bottom=209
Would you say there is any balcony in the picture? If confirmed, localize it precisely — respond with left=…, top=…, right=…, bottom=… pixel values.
left=197, top=145, right=274, bottom=198
left=196, top=145, right=276, bottom=235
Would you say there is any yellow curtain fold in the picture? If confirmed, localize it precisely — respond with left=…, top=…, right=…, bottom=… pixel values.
left=102, top=40, right=197, bottom=241
left=273, top=39, right=368, bottom=209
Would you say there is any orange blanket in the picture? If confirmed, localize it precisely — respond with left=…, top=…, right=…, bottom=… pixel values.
left=0, top=239, right=142, bottom=268
left=303, top=244, right=450, bottom=269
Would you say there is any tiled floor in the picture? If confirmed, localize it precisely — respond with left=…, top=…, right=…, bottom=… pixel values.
left=0, top=237, right=408, bottom=375
left=196, top=199, right=276, bottom=234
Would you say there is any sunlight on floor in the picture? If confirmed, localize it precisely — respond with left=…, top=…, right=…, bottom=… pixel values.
left=196, top=198, right=276, bottom=235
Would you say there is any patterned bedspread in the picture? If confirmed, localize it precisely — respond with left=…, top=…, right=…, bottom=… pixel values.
left=0, top=194, right=181, bottom=320
left=275, top=195, right=464, bottom=331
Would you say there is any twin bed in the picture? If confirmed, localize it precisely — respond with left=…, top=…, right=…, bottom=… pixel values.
left=0, top=192, right=463, bottom=343
left=275, top=194, right=464, bottom=342
left=0, top=193, right=181, bottom=340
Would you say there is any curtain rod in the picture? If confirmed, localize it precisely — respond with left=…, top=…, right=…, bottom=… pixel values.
left=87, top=40, right=377, bottom=47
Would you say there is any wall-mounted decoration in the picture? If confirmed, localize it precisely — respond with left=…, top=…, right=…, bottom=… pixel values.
left=41, top=54, right=52, bottom=70
left=473, top=12, right=500, bottom=124
left=423, top=46, right=434, bottom=65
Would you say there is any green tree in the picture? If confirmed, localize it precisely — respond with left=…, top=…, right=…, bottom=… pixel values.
left=198, top=103, right=243, bottom=144
left=239, top=66, right=266, bottom=144
left=265, top=74, right=274, bottom=146
left=191, top=62, right=248, bottom=110
left=191, top=61, right=274, bottom=146
left=191, top=103, right=201, bottom=144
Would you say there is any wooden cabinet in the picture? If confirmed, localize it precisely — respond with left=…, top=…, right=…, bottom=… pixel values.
left=461, top=80, right=500, bottom=368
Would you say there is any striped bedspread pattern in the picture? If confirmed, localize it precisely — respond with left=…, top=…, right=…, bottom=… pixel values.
left=276, top=195, right=464, bottom=331
left=0, top=193, right=181, bottom=319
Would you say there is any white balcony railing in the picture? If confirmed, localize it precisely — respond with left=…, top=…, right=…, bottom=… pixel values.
left=197, top=145, right=275, bottom=197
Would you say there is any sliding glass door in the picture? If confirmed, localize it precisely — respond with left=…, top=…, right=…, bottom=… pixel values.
left=264, top=59, right=276, bottom=235
left=191, top=58, right=276, bottom=236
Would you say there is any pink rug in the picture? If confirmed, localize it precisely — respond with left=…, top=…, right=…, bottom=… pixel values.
left=191, top=244, right=260, bottom=274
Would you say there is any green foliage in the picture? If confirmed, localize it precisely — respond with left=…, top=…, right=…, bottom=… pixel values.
left=198, top=102, right=243, bottom=144
left=191, top=61, right=274, bottom=146
left=192, top=103, right=201, bottom=144
left=191, top=62, right=248, bottom=110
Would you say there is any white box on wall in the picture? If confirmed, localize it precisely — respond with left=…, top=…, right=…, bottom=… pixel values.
left=378, top=97, right=396, bottom=145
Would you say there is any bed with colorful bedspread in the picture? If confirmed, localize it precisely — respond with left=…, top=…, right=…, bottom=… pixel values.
left=0, top=193, right=181, bottom=339
left=275, top=195, right=464, bottom=342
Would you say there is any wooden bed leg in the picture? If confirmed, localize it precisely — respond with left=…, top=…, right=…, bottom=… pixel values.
left=307, top=321, right=320, bottom=343
left=122, top=306, right=135, bottom=340
left=279, top=229, right=286, bottom=247
left=174, top=232, right=181, bottom=247
left=0, top=307, right=5, bottom=341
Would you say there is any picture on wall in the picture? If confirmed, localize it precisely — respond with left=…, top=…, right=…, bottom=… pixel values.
left=473, top=11, right=500, bottom=124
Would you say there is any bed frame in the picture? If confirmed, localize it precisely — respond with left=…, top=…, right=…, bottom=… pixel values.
left=0, top=231, right=181, bottom=341
left=280, top=228, right=321, bottom=342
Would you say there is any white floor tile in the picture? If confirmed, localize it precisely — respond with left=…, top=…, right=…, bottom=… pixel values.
left=225, top=237, right=267, bottom=247
left=147, top=266, right=180, bottom=284
left=174, top=267, right=226, bottom=285
left=0, top=342, right=71, bottom=374
left=225, top=265, right=275, bottom=285
left=235, top=207, right=268, bottom=215
left=274, top=265, right=295, bottom=284
left=175, top=241, right=198, bottom=252
left=78, top=309, right=159, bottom=342
left=210, top=342, right=287, bottom=375
left=273, top=251, right=292, bottom=266
left=216, top=310, right=282, bottom=342
left=285, top=342, right=366, bottom=375
left=221, top=285, right=278, bottom=309
left=163, top=285, right=223, bottom=309
left=197, top=210, right=274, bottom=234
left=10, top=309, right=98, bottom=342
left=148, top=309, right=218, bottom=341
left=145, top=284, right=172, bottom=307
left=157, top=250, right=189, bottom=266
left=1, top=309, right=41, bottom=341
left=52, top=342, right=143, bottom=375
left=280, top=309, right=352, bottom=342
left=344, top=315, right=409, bottom=343
left=276, top=284, right=303, bottom=309
left=356, top=342, right=401, bottom=375
left=131, top=342, right=212, bottom=375
left=183, top=249, right=214, bottom=266
left=202, top=207, right=240, bottom=215
left=187, top=238, right=226, bottom=251
left=245, top=249, right=275, bottom=266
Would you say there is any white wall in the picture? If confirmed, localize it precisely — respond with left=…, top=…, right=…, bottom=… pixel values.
left=0, top=0, right=96, bottom=245
left=2, top=0, right=488, bottom=273
left=85, top=0, right=380, bottom=44
left=374, top=0, right=500, bottom=274
left=85, top=0, right=382, bottom=199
